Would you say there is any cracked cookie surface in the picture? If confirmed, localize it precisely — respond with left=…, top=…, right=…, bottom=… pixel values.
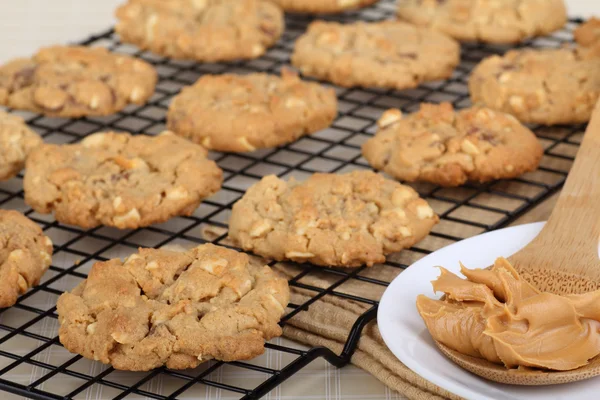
left=116, top=0, right=284, bottom=62
left=229, top=171, right=439, bottom=267
left=0, top=46, right=157, bottom=118
left=57, top=244, right=289, bottom=371
left=167, top=69, right=337, bottom=152
left=0, top=111, right=42, bottom=181
left=265, top=0, right=378, bottom=14
left=291, top=21, right=460, bottom=90
left=24, top=131, right=223, bottom=229
left=397, top=0, right=567, bottom=44
left=362, top=103, right=543, bottom=187
left=469, top=46, right=600, bottom=125
left=0, top=210, right=53, bottom=308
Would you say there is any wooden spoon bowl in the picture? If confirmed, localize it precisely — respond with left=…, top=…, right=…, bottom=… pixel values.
left=434, top=101, right=600, bottom=385
left=436, top=342, right=600, bottom=386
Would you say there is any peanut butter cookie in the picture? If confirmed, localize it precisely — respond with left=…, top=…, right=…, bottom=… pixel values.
left=266, top=0, right=378, bottom=14
left=229, top=171, right=439, bottom=267
left=362, top=103, right=543, bottom=187
left=115, top=0, right=284, bottom=62
left=0, top=210, right=53, bottom=308
left=469, top=46, right=600, bottom=125
left=24, top=131, right=223, bottom=229
left=0, top=111, right=42, bottom=181
left=167, top=69, right=337, bottom=153
left=57, top=243, right=289, bottom=371
left=397, top=0, right=567, bottom=44
left=0, top=46, right=157, bottom=118
left=575, top=17, right=600, bottom=48
left=291, top=21, right=460, bottom=90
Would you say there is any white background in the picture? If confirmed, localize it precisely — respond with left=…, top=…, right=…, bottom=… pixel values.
left=0, top=0, right=597, bottom=61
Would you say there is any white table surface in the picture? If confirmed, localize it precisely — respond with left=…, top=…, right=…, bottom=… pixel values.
left=0, top=1, right=597, bottom=400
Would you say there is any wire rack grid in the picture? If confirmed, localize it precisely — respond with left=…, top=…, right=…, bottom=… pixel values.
left=0, top=1, right=586, bottom=399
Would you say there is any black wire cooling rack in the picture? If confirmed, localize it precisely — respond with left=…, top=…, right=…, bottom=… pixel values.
left=0, top=1, right=586, bottom=399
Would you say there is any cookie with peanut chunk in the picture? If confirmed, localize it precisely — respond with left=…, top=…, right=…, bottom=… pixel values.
left=575, top=17, right=600, bottom=48
left=0, top=46, right=157, bottom=118
left=0, top=210, right=53, bottom=308
left=115, top=0, right=284, bottom=62
left=167, top=69, right=337, bottom=153
left=24, top=131, right=222, bottom=229
left=0, top=111, right=42, bottom=181
left=291, top=21, right=460, bottom=90
left=362, top=103, right=543, bottom=187
left=469, top=46, right=600, bottom=125
left=397, top=0, right=567, bottom=44
left=57, top=243, right=289, bottom=371
left=229, top=170, right=438, bottom=267
left=265, top=0, right=378, bottom=14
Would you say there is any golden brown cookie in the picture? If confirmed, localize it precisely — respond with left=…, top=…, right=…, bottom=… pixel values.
left=0, top=111, right=42, bottom=181
left=167, top=69, right=337, bottom=153
left=115, top=0, right=284, bottom=62
left=0, top=46, right=157, bottom=118
left=469, top=46, right=600, bottom=125
left=291, top=21, right=460, bottom=90
left=397, top=0, right=567, bottom=44
left=57, top=243, right=289, bottom=371
left=229, top=171, right=439, bottom=267
left=24, top=131, right=223, bottom=229
left=574, top=17, right=600, bottom=47
left=266, top=0, right=378, bottom=14
left=0, top=210, right=53, bottom=308
left=362, top=103, right=543, bottom=187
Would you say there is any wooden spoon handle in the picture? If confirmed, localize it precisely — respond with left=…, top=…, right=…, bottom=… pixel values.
left=512, top=101, right=600, bottom=278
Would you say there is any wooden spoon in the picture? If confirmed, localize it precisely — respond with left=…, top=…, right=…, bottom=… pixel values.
left=437, top=100, right=600, bottom=385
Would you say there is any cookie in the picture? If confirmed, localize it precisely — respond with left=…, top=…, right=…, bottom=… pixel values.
left=291, top=21, right=460, bottom=90
left=0, top=111, right=42, bottom=181
left=229, top=171, right=439, bottom=267
left=266, top=0, right=378, bottom=14
left=115, top=0, right=284, bottom=62
left=397, top=0, right=567, bottom=44
left=0, top=46, right=157, bottom=118
left=362, top=103, right=543, bottom=187
left=57, top=243, right=289, bottom=371
left=0, top=210, right=53, bottom=308
left=24, top=131, right=223, bottom=229
left=167, top=69, right=337, bottom=153
left=575, top=17, right=600, bottom=47
left=469, top=46, right=600, bottom=125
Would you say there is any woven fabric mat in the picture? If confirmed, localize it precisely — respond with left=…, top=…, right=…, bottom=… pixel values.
left=275, top=263, right=459, bottom=400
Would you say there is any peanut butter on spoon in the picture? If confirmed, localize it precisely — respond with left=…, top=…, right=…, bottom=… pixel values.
left=417, top=257, right=600, bottom=371
left=411, top=98, right=600, bottom=385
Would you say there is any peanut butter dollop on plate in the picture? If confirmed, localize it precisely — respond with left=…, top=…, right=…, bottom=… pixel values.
left=417, top=258, right=600, bottom=371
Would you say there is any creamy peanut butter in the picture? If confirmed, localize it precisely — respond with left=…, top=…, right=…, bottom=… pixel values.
left=416, top=258, right=600, bottom=371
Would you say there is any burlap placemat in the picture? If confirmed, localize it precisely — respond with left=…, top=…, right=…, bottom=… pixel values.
left=274, top=262, right=460, bottom=400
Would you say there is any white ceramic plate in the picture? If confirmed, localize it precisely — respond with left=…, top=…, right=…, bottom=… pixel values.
left=379, top=222, right=600, bottom=400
